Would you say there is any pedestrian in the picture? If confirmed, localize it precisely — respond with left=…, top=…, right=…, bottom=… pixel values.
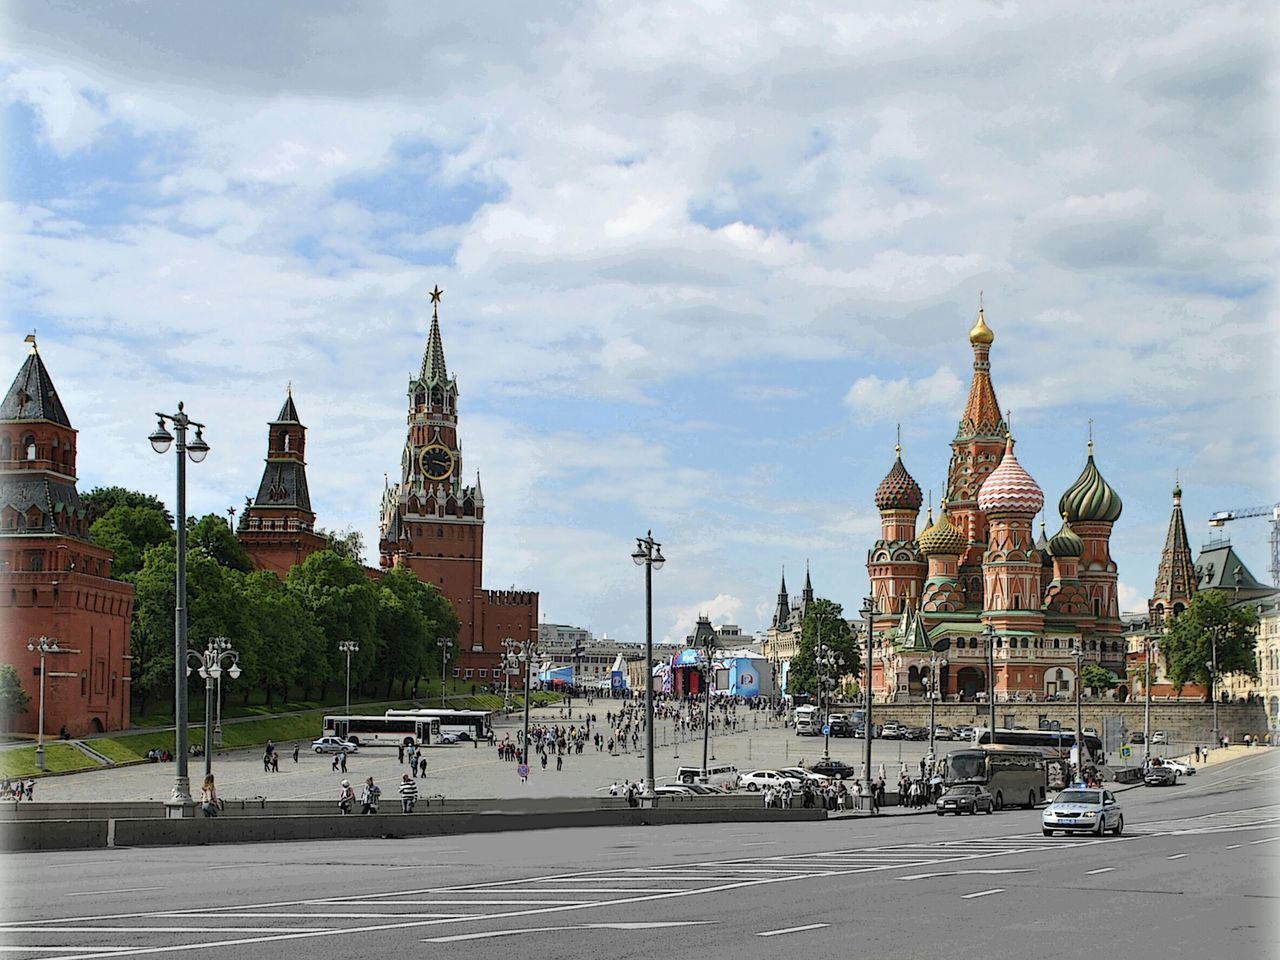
left=263, top=750, right=272, bottom=772
left=200, top=773, right=219, bottom=818
left=418, top=756, right=428, bottom=778
left=339, top=751, right=348, bottom=773
left=361, top=776, right=381, bottom=814
left=338, top=779, right=355, bottom=815
left=398, top=743, right=405, bottom=764
left=24, top=779, right=34, bottom=802
left=270, top=752, right=279, bottom=772
left=292, top=743, right=300, bottom=764
left=265, top=739, right=276, bottom=760
left=556, top=753, right=563, bottom=771
left=763, top=785, right=774, bottom=809
left=399, top=773, right=418, bottom=813
left=332, top=754, right=340, bottom=772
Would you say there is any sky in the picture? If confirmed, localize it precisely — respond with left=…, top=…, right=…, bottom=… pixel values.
left=2, top=1, right=1276, bottom=645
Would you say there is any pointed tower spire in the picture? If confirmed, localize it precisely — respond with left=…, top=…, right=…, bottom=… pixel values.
left=957, top=299, right=1004, bottom=440
left=1149, top=478, right=1197, bottom=626
left=802, top=561, right=814, bottom=607
left=420, top=285, right=449, bottom=384
left=772, top=567, right=791, bottom=629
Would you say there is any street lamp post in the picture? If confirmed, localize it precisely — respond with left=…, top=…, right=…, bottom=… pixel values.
left=816, top=639, right=840, bottom=761
left=437, top=637, right=451, bottom=708
left=148, top=403, right=210, bottom=810
left=860, top=597, right=880, bottom=810
left=631, top=531, right=666, bottom=801
left=187, top=637, right=239, bottom=778
left=338, top=640, right=359, bottom=716
left=925, top=641, right=950, bottom=764
left=25, top=636, right=59, bottom=771
left=1143, top=637, right=1158, bottom=765
left=518, top=638, right=540, bottom=764
left=694, top=628, right=718, bottom=770
left=206, top=635, right=235, bottom=748
left=1208, top=645, right=1220, bottom=750
left=502, top=638, right=517, bottom=714
left=1072, top=642, right=1086, bottom=778
left=982, top=622, right=998, bottom=746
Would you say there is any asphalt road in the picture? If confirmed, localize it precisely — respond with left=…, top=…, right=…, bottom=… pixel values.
left=5, top=750, right=1277, bottom=960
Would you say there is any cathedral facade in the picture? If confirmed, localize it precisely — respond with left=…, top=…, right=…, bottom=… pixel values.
left=867, top=309, right=1127, bottom=703
left=377, top=290, right=538, bottom=682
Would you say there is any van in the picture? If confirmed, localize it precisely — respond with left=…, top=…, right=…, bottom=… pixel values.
left=675, top=764, right=739, bottom=791
left=795, top=704, right=823, bottom=736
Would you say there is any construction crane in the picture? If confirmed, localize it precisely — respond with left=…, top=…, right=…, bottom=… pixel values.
left=1207, top=503, right=1280, bottom=588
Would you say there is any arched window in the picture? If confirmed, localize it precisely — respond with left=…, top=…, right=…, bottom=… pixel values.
left=1021, top=638, right=1029, bottom=649
left=1053, top=638, right=1061, bottom=649
left=0, top=436, right=9, bottom=460
left=23, top=435, right=36, bottom=460
left=1094, top=598, right=1103, bottom=617
left=29, top=554, right=43, bottom=572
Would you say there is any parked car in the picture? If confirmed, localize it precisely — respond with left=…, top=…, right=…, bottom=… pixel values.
left=881, top=721, right=904, bottom=740
left=436, top=732, right=462, bottom=745
left=933, top=726, right=955, bottom=741
left=655, top=784, right=695, bottom=796
left=738, top=769, right=803, bottom=792
left=936, top=784, right=995, bottom=816
left=827, top=715, right=853, bottom=737
left=904, top=726, right=930, bottom=741
left=955, top=725, right=975, bottom=742
left=1157, top=757, right=1196, bottom=776
left=1042, top=787, right=1124, bottom=836
left=680, top=783, right=726, bottom=795
left=808, top=758, right=857, bottom=780
left=1144, top=765, right=1179, bottom=786
left=1151, top=730, right=1168, bottom=745
left=311, top=736, right=359, bottom=754
left=777, top=766, right=826, bottom=783
left=1129, top=732, right=1146, bottom=744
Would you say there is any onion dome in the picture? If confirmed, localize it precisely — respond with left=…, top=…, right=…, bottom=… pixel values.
left=977, top=436, right=1044, bottom=515
left=919, top=506, right=966, bottom=556
left=1035, top=517, right=1053, bottom=566
left=874, top=445, right=923, bottom=512
left=969, top=307, right=994, bottom=345
left=1058, top=441, right=1123, bottom=523
left=1048, top=515, right=1084, bottom=558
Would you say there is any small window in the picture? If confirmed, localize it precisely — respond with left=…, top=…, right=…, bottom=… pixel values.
left=29, top=554, right=43, bottom=572
left=23, top=435, right=36, bottom=460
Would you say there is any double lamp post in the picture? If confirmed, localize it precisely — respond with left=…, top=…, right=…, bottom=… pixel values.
left=632, top=531, right=665, bottom=801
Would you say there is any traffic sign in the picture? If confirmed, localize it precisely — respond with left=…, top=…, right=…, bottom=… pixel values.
left=822, top=724, right=830, bottom=735
left=517, top=763, right=529, bottom=778
left=1119, top=745, right=1132, bottom=760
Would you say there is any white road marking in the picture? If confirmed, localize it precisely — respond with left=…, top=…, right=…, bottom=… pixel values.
left=1086, top=868, right=1115, bottom=875
left=421, top=920, right=716, bottom=943
left=961, top=888, right=1005, bottom=899
left=0, top=927, right=328, bottom=934
left=149, top=912, right=465, bottom=919
left=0, top=948, right=133, bottom=953
left=1167, top=854, right=1188, bottom=860
left=1226, top=844, right=1242, bottom=849
left=743, top=841, right=776, bottom=846
left=896, top=869, right=1031, bottom=881
left=65, top=887, right=164, bottom=898
left=1248, top=837, right=1280, bottom=845
left=313, top=899, right=588, bottom=905
left=204, top=864, right=255, bottom=871
left=756, top=923, right=830, bottom=937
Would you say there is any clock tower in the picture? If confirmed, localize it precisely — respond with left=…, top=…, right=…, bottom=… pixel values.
left=379, top=288, right=537, bottom=682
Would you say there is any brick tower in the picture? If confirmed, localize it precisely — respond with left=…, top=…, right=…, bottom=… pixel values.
left=237, top=387, right=327, bottom=577
left=378, top=288, right=538, bottom=681
left=867, top=439, right=925, bottom=623
left=1058, top=440, right=1124, bottom=632
left=1148, top=480, right=1197, bottom=628
left=0, top=337, right=134, bottom=735
left=976, top=434, right=1046, bottom=635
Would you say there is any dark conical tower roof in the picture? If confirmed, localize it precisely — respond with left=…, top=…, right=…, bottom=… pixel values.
left=772, top=569, right=790, bottom=629
left=273, top=384, right=301, bottom=424
left=1, top=338, right=70, bottom=426
left=1152, top=482, right=1195, bottom=604
left=420, top=286, right=449, bottom=385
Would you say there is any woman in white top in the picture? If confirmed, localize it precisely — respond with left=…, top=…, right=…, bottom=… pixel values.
left=200, top=774, right=219, bottom=818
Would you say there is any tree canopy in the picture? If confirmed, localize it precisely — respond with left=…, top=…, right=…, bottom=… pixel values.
left=1161, top=590, right=1260, bottom=695
left=81, top=485, right=172, bottom=526
left=89, top=504, right=174, bottom=578
left=786, top=599, right=860, bottom=701
left=0, top=664, right=31, bottom=728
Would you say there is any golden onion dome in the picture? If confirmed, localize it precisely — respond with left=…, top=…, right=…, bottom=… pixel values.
left=969, top=306, right=994, bottom=345
left=918, top=507, right=966, bottom=557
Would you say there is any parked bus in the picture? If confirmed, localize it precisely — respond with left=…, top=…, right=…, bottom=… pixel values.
left=939, top=746, right=1048, bottom=810
left=794, top=704, right=823, bottom=736
left=384, top=708, right=492, bottom=742
left=973, top=727, right=1104, bottom=765
left=321, top=714, right=432, bottom=747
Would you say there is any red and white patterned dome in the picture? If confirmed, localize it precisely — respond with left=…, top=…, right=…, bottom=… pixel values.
left=977, top=437, right=1044, bottom=515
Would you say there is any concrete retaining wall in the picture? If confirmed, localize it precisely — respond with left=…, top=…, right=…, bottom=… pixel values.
left=0, top=805, right=826, bottom=852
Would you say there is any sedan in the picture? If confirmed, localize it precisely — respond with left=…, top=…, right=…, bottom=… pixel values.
left=933, top=726, right=955, bottom=741
left=312, top=736, right=359, bottom=754
left=738, top=770, right=803, bottom=792
left=936, top=784, right=995, bottom=815
left=1157, top=757, right=1196, bottom=776
left=1144, top=765, right=1178, bottom=786
left=808, top=758, right=857, bottom=780
left=1042, top=787, right=1123, bottom=836
left=1151, top=730, right=1168, bottom=745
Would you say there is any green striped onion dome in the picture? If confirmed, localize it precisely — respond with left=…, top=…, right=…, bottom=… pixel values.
left=1048, top=516, right=1084, bottom=558
left=1058, top=447, right=1123, bottom=523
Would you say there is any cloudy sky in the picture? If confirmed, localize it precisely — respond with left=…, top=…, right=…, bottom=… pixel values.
left=3, top=1, right=1276, bottom=644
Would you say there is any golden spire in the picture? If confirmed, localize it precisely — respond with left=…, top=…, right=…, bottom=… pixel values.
left=969, top=293, right=994, bottom=345
left=895, top=423, right=902, bottom=459
left=24, top=333, right=37, bottom=355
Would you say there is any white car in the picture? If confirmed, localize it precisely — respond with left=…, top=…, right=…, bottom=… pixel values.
left=738, top=769, right=803, bottom=792
left=1151, top=730, right=1168, bottom=745
left=1156, top=757, right=1196, bottom=776
left=776, top=766, right=827, bottom=782
left=1042, top=786, right=1123, bottom=837
left=311, top=736, right=359, bottom=754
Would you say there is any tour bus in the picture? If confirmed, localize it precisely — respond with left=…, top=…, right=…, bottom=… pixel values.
left=383, top=708, right=492, bottom=742
left=973, top=727, right=1104, bottom=765
left=794, top=704, right=823, bottom=736
left=939, top=746, right=1049, bottom=810
left=322, top=714, right=432, bottom=747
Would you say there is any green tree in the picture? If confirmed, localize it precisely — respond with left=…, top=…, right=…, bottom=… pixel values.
left=239, top=571, right=320, bottom=706
left=0, top=664, right=31, bottom=729
left=317, top=526, right=366, bottom=564
left=1162, top=591, right=1260, bottom=697
left=375, top=567, right=460, bottom=698
left=1080, top=663, right=1119, bottom=693
left=81, top=486, right=172, bottom=526
left=786, top=599, right=860, bottom=701
left=188, top=513, right=253, bottom=572
left=286, top=550, right=379, bottom=700
left=89, top=504, right=174, bottom=578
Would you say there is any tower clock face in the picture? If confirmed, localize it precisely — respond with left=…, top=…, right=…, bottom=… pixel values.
left=419, top=444, right=455, bottom=481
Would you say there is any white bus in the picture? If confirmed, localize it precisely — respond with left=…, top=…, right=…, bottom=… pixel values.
left=939, top=746, right=1048, bottom=810
left=322, top=714, right=432, bottom=747
left=794, top=704, right=823, bottom=736
left=384, top=708, right=492, bottom=742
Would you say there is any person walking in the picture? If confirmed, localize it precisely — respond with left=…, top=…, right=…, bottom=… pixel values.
left=399, top=773, right=418, bottom=813
left=270, top=752, right=280, bottom=773
left=339, top=751, right=348, bottom=774
left=556, top=752, right=563, bottom=771
left=398, top=743, right=406, bottom=764
left=337, top=779, right=355, bottom=815
left=200, top=773, right=220, bottom=817
left=332, top=753, right=340, bottom=773
left=292, top=743, right=300, bottom=764
left=418, top=756, right=428, bottom=778
left=360, top=776, right=381, bottom=814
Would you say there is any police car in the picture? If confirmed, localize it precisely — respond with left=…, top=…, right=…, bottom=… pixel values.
left=1041, top=784, right=1123, bottom=837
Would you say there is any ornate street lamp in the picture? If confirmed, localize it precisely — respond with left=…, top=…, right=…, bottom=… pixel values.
left=187, top=636, right=240, bottom=777
left=437, top=637, right=451, bottom=708
left=148, top=403, right=210, bottom=812
left=982, top=621, right=998, bottom=747
left=338, top=640, right=359, bottom=716
left=926, top=638, right=951, bottom=764
left=632, top=531, right=665, bottom=801
left=860, top=597, right=881, bottom=810
left=26, top=636, right=59, bottom=771
left=816, top=639, right=841, bottom=761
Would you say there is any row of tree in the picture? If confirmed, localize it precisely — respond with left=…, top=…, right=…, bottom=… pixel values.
left=82, top=486, right=458, bottom=716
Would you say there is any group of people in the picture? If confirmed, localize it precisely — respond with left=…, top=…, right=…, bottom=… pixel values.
left=1, top=778, right=34, bottom=802
left=337, top=776, right=382, bottom=814
left=397, top=741, right=430, bottom=778
left=897, top=774, right=939, bottom=808
left=607, top=779, right=642, bottom=806
left=762, top=777, right=883, bottom=813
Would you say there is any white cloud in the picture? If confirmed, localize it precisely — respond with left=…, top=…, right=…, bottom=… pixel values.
left=843, top=367, right=964, bottom=424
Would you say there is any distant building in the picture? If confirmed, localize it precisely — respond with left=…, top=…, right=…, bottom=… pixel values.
left=536, top=622, right=642, bottom=687
left=0, top=338, right=134, bottom=735
left=761, top=566, right=814, bottom=694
